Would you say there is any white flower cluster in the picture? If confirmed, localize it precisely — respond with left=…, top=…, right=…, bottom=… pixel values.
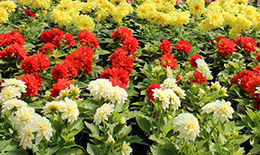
left=12, top=106, right=53, bottom=149
left=173, top=113, right=200, bottom=142
left=58, top=84, right=81, bottom=99
left=94, top=103, right=114, bottom=125
left=0, top=78, right=26, bottom=103
left=202, top=99, right=234, bottom=123
left=87, top=79, right=128, bottom=104
left=121, top=141, right=133, bottom=155
left=153, top=78, right=186, bottom=110
left=43, top=98, right=79, bottom=124
left=195, top=59, right=213, bottom=80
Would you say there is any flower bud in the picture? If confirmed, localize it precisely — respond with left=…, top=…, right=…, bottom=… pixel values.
left=35, top=13, right=39, bottom=18
left=170, top=136, right=176, bottom=142
left=106, top=135, right=115, bottom=144
left=232, top=131, right=238, bottom=138
left=120, top=116, right=126, bottom=124
left=168, top=115, right=172, bottom=120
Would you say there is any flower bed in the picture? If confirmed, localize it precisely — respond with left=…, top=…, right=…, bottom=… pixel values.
left=1, top=0, right=260, bottom=154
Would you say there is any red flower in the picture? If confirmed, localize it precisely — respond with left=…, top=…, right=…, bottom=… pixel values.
left=176, top=40, right=192, bottom=53
left=40, top=31, right=54, bottom=43
left=217, top=38, right=236, bottom=56
left=245, top=75, right=260, bottom=98
left=146, top=83, right=161, bottom=101
left=0, top=33, right=13, bottom=47
left=111, top=27, right=132, bottom=41
left=176, top=73, right=181, bottom=85
left=240, top=37, right=257, bottom=53
left=235, top=36, right=244, bottom=44
left=109, top=48, right=128, bottom=61
left=255, top=52, right=260, bottom=61
left=122, top=36, right=139, bottom=55
left=21, top=56, right=38, bottom=73
left=24, top=9, right=35, bottom=18
left=159, top=53, right=178, bottom=70
left=63, top=33, right=76, bottom=47
left=52, top=64, right=69, bottom=81
left=34, top=53, right=50, bottom=72
left=254, top=97, right=260, bottom=109
left=17, top=73, right=42, bottom=97
left=41, top=43, right=55, bottom=53
left=231, top=70, right=254, bottom=90
left=76, top=46, right=94, bottom=60
left=77, top=30, right=99, bottom=49
left=191, top=70, right=207, bottom=84
left=51, top=79, right=73, bottom=97
left=10, top=30, right=25, bottom=46
left=189, top=54, right=202, bottom=68
left=111, top=55, right=133, bottom=74
left=100, top=67, right=129, bottom=89
left=159, top=40, right=172, bottom=54
left=211, top=36, right=225, bottom=46
left=61, top=59, right=78, bottom=78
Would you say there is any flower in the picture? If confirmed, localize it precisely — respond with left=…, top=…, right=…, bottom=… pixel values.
left=122, top=36, right=139, bottom=55
left=100, top=68, right=129, bottom=89
left=35, top=116, right=53, bottom=144
left=121, top=141, right=133, bottom=155
left=74, top=15, right=95, bottom=32
left=42, top=101, right=64, bottom=115
left=146, top=83, right=161, bottom=101
left=217, top=38, right=236, bottom=56
left=77, top=30, right=99, bottom=49
left=0, top=1, right=16, bottom=13
left=2, top=78, right=26, bottom=93
left=159, top=40, right=172, bottom=54
left=2, top=99, right=27, bottom=114
left=111, top=27, right=132, bottom=41
left=189, top=54, right=202, bottom=68
left=87, top=79, right=113, bottom=100
left=0, top=86, right=21, bottom=102
left=161, top=78, right=177, bottom=89
left=63, top=33, right=76, bottom=47
left=159, top=53, right=178, bottom=70
left=176, top=40, right=192, bottom=53
left=195, top=59, right=212, bottom=80
left=94, top=103, right=115, bottom=125
left=110, top=86, right=128, bottom=104
left=14, top=106, right=36, bottom=127
left=173, top=113, right=200, bottom=142
left=202, top=100, right=234, bottom=123
left=51, top=79, right=73, bottom=97
left=246, top=75, right=260, bottom=98
left=19, top=125, right=36, bottom=149
left=24, top=9, right=35, bottom=18
left=17, top=74, right=42, bottom=97
left=191, top=70, right=207, bottom=84
left=59, top=98, right=79, bottom=124
left=239, top=37, right=257, bottom=53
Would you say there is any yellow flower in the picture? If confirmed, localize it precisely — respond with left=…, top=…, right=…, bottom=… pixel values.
left=234, top=0, right=247, bottom=5
left=240, top=5, right=257, bottom=21
left=222, top=11, right=236, bottom=27
left=0, top=7, right=8, bottom=23
left=223, top=2, right=239, bottom=15
left=235, top=14, right=252, bottom=30
left=188, top=0, right=205, bottom=17
left=253, top=13, right=260, bottom=30
left=74, top=14, right=95, bottom=32
left=17, top=0, right=33, bottom=6
left=30, top=0, right=50, bottom=9
left=112, top=2, right=133, bottom=23
left=206, top=12, right=224, bottom=29
left=110, top=0, right=125, bottom=5
left=51, top=9, right=73, bottom=26
left=174, top=11, right=190, bottom=27
left=0, top=0, right=16, bottom=13
left=204, top=2, right=223, bottom=16
left=149, top=11, right=170, bottom=27
left=136, top=3, right=156, bottom=19
left=82, top=1, right=97, bottom=12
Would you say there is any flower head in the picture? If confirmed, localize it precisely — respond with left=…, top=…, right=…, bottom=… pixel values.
left=176, top=40, right=192, bottom=53
left=121, top=141, right=133, bottom=155
left=94, top=103, right=115, bottom=125
left=59, top=98, right=79, bottom=124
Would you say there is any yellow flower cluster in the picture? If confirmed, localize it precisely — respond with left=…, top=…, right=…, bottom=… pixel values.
left=0, top=0, right=16, bottom=23
left=51, top=0, right=95, bottom=31
left=17, top=0, right=50, bottom=9
left=136, top=0, right=190, bottom=27
left=83, top=0, right=133, bottom=24
left=198, top=0, right=260, bottom=38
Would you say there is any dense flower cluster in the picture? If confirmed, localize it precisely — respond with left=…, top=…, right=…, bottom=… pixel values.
left=176, top=40, right=192, bottom=53
left=0, top=30, right=27, bottom=60
left=21, top=53, right=50, bottom=74
left=17, top=73, right=42, bottom=97
left=0, top=0, right=16, bottom=23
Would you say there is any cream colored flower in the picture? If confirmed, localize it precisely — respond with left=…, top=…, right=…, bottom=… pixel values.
left=172, top=87, right=186, bottom=99
left=19, top=125, right=36, bottom=149
left=201, top=101, right=217, bottom=114
left=106, top=135, right=115, bottom=144
left=59, top=98, right=79, bottom=124
left=152, top=66, right=161, bottom=73
left=2, top=98, right=27, bottom=114
left=87, top=79, right=113, bottom=100
left=0, top=86, right=22, bottom=103
left=211, top=81, right=221, bottom=90
left=35, top=116, right=53, bottom=144
left=14, top=106, right=36, bottom=126
left=195, top=59, right=213, bottom=80
left=198, top=88, right=206, bottom=98
left=2, top=78, right=27, bottom=93
left=110, top=86, right=128, bottom=104
left=42, top=101, right=64, bottom=115
left=152, top=88, right=170, bottom=109
left=255, top=86, right=260, bottom=94
left=185, top=71, right=194, bottom=81
left=173, top=113, right=200, bottom=142
left=214, top=100, right=234, bottom=123
left=121, top=141, right=132, bottom=155
left=167, top=89, right=181, bottom=110
left=94, top=103, right=114, bottom=125
left=166, top=66, right=173, bottom=78
left=161, top=78, right=177, bottom=89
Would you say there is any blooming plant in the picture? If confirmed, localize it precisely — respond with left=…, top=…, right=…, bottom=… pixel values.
left=1, top=0, right=260, bottom=154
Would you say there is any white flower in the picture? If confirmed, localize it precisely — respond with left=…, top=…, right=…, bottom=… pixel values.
left=42, top=101, right=64, bottom=115
left=172, top=87, right=186, bottom=99
left=167, top=89, right=181, bottom=110
left=195, top=59, right=213, bottom=80
left=214, top=100, right=234, bottom=123
left=211, top=81, right=221, bottom=90
left=14, top=107, right=37, bottom=127
left=2, top=78, right=27, bottom=93
left=173, top=113, right=200, bottom=142
left=121, top=141, right=132, bottom=155
left=2, top=98, right=28, bottom=114
left=185, top=71, right=194, bottom=81
left=70, top=84, right=81, bottom=97
left=202, top=100, right=234, bottom=123
left=110, top=86, right=128, bottom=104
left=35, top=116, right=53, bottom=144
left=161, top=78, right=177, bottom=89
left=220, top=87, right=228, bottom=96
left=201, top=101, right=217, bottom=114
left=57, top=87, right=70, bottom=99
left=0, top=86, right=22, bottom=103
left=152, top=66, right=161, bottom=73
left=255, top=86, right=260, bottom=94
left=198, top=88, right=206, bottom=98
left=19, top=125, right=36, bottom=149
left=153, top=88, right=170, bottom=109
left=94, top=103, right=114, bottom=125
left=87, top=79, right=113, bottom=100
left=59, top=98, right=79, bottom=124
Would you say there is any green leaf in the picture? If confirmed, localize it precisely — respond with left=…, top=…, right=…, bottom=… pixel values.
left=87, top=143, right=102, bottom=155
left=0, top=139, right=19, bottom=152
left=249, top=144, right=260, bottom=154
left=136, top=116, right=152, bottom=134
left=234, top=135, right=252, bottom=145
left=56, top=148, right=84, bottom=155
left=84, top=122, right=99, bottom=137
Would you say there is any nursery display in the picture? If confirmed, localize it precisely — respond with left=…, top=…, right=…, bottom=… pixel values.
left=1, top=0, right=260, bottom=154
